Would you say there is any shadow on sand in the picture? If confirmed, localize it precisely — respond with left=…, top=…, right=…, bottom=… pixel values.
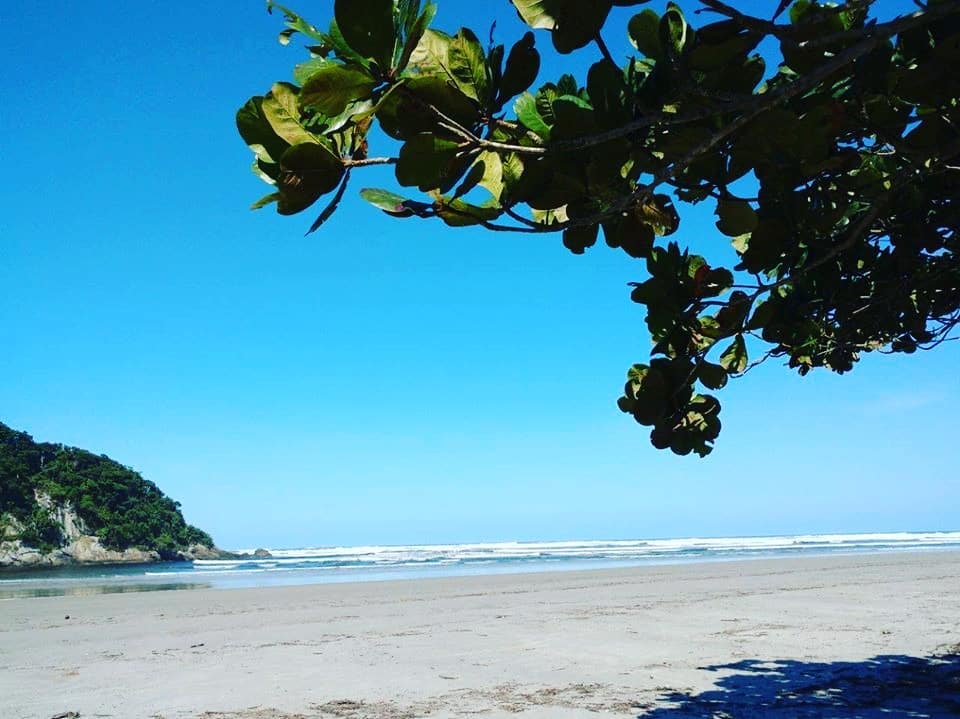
left=639, top=651, right=960, bottom=718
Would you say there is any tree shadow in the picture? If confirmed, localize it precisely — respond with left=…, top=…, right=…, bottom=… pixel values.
left=639, top=650, right=960, bottom=718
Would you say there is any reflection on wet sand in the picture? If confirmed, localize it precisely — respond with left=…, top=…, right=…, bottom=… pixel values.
left=0, top=582, right=211, bottom=600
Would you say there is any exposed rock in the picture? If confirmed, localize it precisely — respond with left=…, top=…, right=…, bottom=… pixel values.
left=35, top=491, right=88, bottom=542
left=253, top=548, right=273, bottom=558
left=0, top=539, right=70, bottom=569
left=65, top=535, right=160, bottom=564
left=0, top=534, right=163, bottom=570
left=0, top=502, right=233, bottom=570
left=178, top=543, right=240, bottom=561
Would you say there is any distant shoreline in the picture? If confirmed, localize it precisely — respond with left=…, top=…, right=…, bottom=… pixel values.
left=2, top=536, right=959, bottom=599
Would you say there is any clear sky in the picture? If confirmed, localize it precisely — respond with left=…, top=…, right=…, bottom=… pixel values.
left=2, top=1, right=956, bottom=549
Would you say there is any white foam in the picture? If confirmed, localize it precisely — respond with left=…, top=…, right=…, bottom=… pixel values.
left=209, top=531, right=960, bottom=573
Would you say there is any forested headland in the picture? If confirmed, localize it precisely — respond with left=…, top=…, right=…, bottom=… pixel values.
left=0, top=422, right=215, bottom=564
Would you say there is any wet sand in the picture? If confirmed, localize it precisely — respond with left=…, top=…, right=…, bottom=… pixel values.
left=2, top=552, right=959, bottom=718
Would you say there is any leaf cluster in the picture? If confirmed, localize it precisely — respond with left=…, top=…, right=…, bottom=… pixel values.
left=239, top=0, right=960, bottom=456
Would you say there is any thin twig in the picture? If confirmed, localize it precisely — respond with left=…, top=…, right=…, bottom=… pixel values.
left=343, top=157, right=397, bottom=167
left=594, top=33, right=616, bottom=66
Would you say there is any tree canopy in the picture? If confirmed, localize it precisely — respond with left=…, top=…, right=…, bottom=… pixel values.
left=237, top=0, right=960, bottom=456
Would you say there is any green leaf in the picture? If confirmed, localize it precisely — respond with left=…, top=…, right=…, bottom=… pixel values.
left=514, top=92, right=552, bottom=140
left=262, top=83, right=319, bottom=146
left=267, top=2, right=329, bottom=44
left=333, top=0, right=396, bottom=68
left=715, top=199, right=758, bottom=237
left=250, top=192, right=281, bottom=210
left=299, top=64, right=378, bottom=117
left=511, top=0, right=612, bottom=54
left=457, top=151, right=505, bottom=200
left=435, top=198, right=502, bottom=227
left=628, top=10, right=662, bottom=59
left=407, top=28, right=453, bottom=74
left=397, top=2, right=437, bottom=72
left=398, top=0, right=422, bottom=37
left=448, top=28, right=489, bottom=104
left=276, top=142, right=345, bottom=215
left=293, top=57, right=329, bottom=86
left=660, top=3, right=688, bottom=58
left=359, top=187, right=421, bottom=217
left=237, top=97, right=290, bottom=167
left=500, top=32, right=541, bottom=107
left=719, top=335, right=748, bottom=374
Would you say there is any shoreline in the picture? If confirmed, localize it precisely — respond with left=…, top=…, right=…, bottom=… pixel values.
left=2, top=543, right=959, bottom=599
left=0, top=532, right=960, bottom=601
left=2, top=551, right=958, bottom=718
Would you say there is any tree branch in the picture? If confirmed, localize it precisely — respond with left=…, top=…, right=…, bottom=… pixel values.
left=343, top=157, right=397, bottom=168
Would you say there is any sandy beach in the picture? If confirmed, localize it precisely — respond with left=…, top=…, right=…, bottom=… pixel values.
left=2, top=552, right=959, bottom=718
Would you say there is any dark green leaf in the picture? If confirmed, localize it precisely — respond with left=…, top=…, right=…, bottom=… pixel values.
left=396, top=133, right=472, bottom=192
left=551, top=95, right=595, bottom=138
left=562, top=223, right=599, bottom=254
left=376, top=76, right=480, bottom=140
left=628, top=10, right=662, bottom=59
left=716, top=199, right=758, bottom=237
left=511, top=0, right=612, bottom=54
left=276, top=142, right=345, bottom=215
left=334, top=0, right=396, bottom=68
left=603, top=212, right=655, bottom=258
left=306, top=170, right=351, bottom=234
left=587, top=60, right=630, bottom=128
left=500, top=32, right=541, bottom=106
left=697, top=362, right=728, bottom=390
left=435, top=198, right=503, bottom=226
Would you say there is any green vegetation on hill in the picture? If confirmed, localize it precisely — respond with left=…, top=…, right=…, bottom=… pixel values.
left=0, top=423, right=213, bottom=556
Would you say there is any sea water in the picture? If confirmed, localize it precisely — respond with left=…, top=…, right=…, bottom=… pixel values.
left=2, top=531, right=959, bottom=598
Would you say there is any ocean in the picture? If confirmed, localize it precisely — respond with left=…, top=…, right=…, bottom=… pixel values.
left=2, top=531, right=958, bottom=598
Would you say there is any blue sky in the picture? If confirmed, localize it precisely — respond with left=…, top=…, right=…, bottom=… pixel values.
left=2, top=1, right=956, bottom=549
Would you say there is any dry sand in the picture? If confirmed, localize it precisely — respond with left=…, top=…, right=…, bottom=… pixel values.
left=1, top=552, right=959, bottom=719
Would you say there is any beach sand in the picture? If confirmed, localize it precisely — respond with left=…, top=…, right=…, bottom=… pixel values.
left=1, top=552, right=958, bottom=718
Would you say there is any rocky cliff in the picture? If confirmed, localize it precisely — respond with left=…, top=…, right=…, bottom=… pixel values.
left=0, top=498, right=231, bottom=569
